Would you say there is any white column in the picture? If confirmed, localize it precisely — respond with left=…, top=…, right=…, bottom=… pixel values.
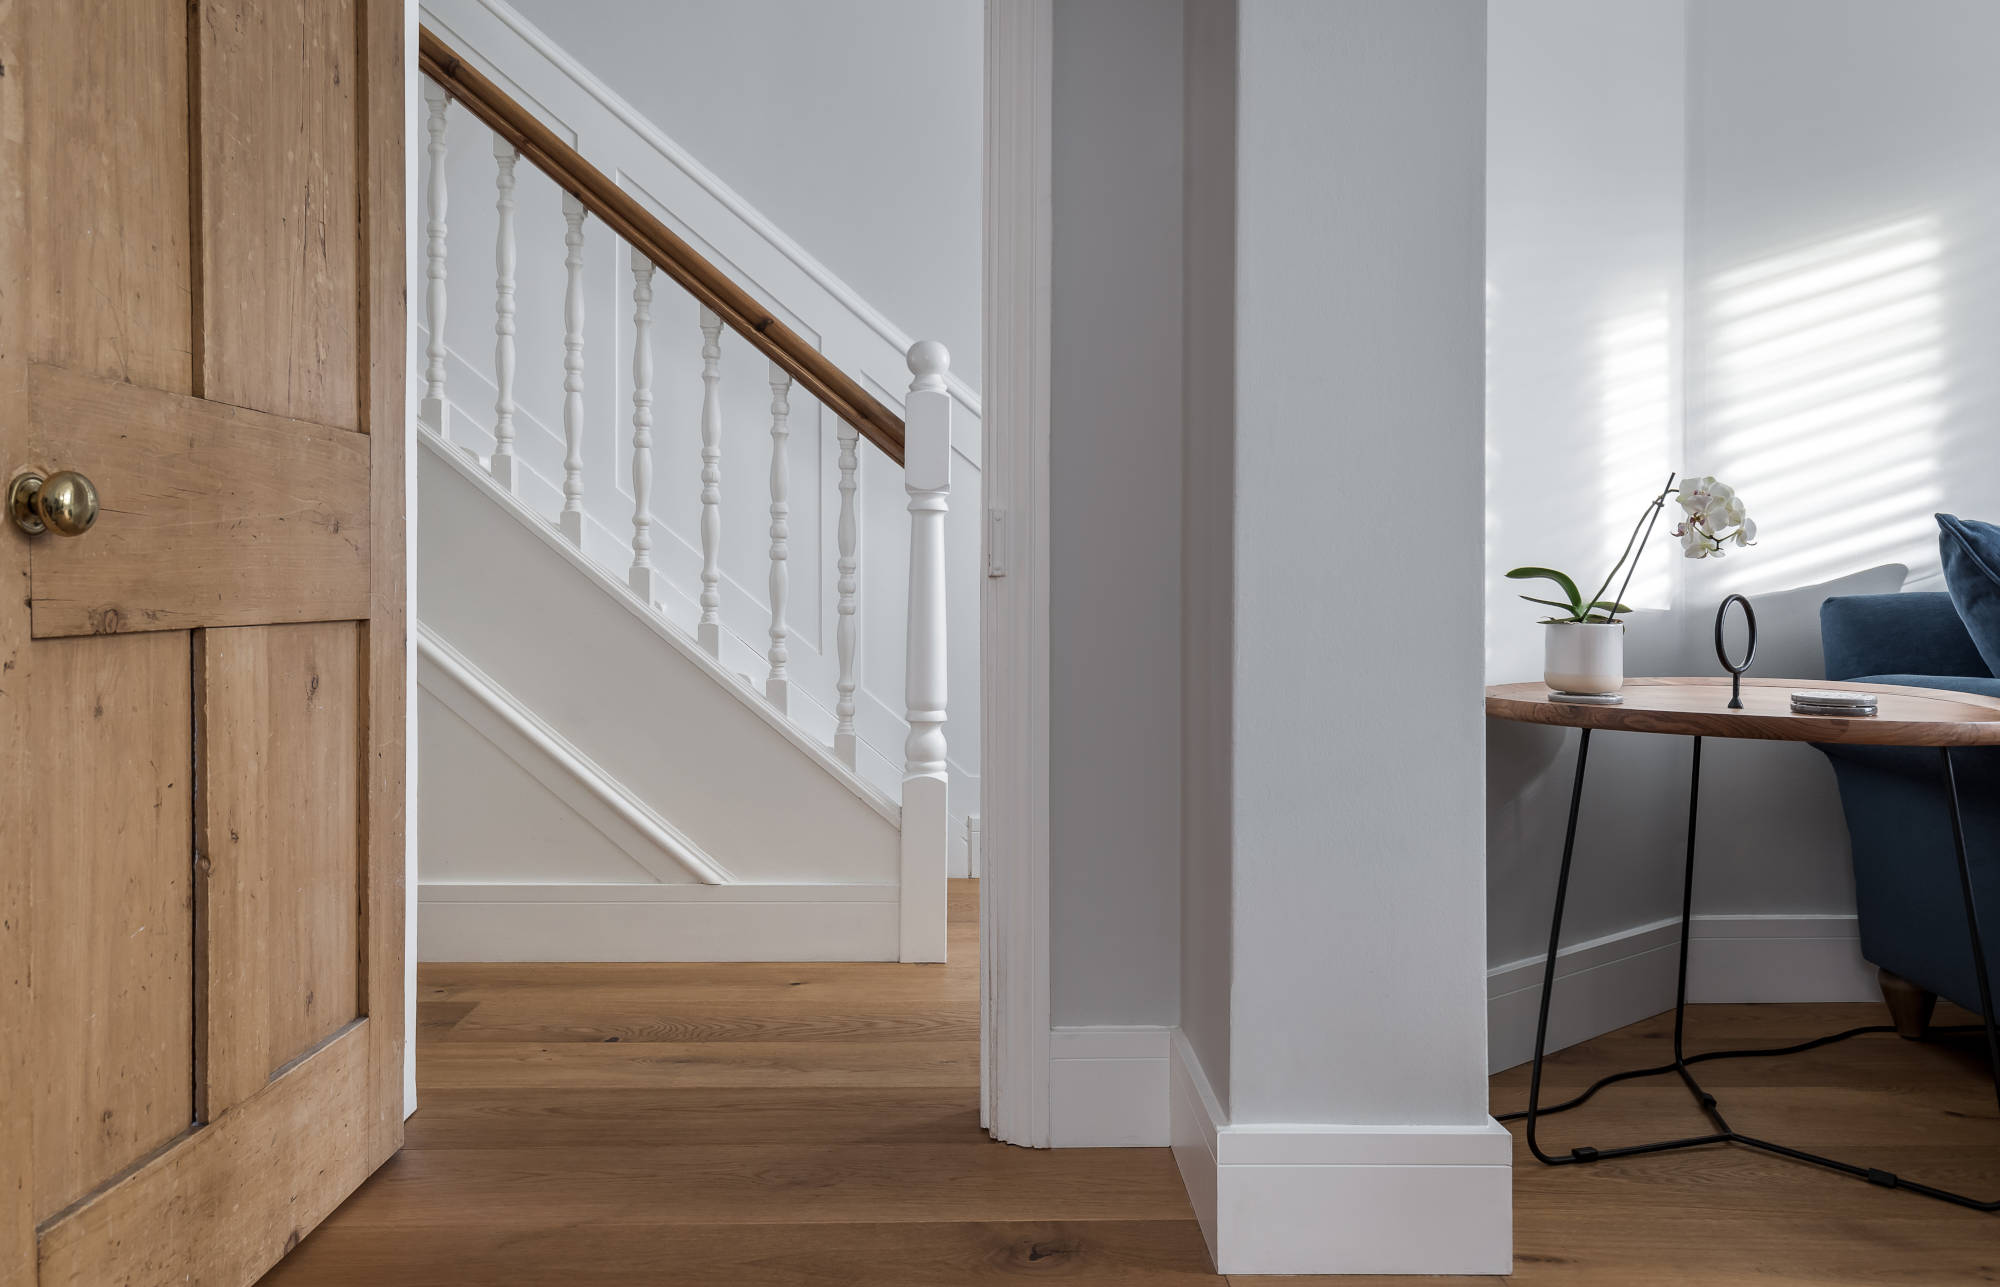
left=628, top=248, right=659, bottom=603
left=834, top=420, right=861, bottom=768
left=899, top=340, right=951, bottom=963
left=765, top=361, right=793, bottom=711
left=489, top=137, right=520, bottom=490
left=558, top=192, right=587, bottom=547
left=420, top=80, right=451, bottom=439
left=696, top=306, right=725, bottom=656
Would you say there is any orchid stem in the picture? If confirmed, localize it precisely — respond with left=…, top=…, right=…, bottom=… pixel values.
left=1608, top=478, right=1675, bottom=625
left=1586, top=472, right=1676, bottom=625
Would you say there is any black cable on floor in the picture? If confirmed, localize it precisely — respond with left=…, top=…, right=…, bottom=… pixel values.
left=1496, top=1023, right=1991, bottom=1123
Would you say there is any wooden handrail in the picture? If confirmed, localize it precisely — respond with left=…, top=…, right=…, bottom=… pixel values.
left=417, top=26, right=906, bottom=464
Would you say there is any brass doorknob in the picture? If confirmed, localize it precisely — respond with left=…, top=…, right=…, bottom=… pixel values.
left=8, top=470, right=99, bottom=537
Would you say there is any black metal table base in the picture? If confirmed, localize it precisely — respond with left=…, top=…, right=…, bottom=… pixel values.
left=1512, top=730, right=2000, bottom=1213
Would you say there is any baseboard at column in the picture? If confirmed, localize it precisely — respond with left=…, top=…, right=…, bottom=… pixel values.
left=1169, top=1032, right=1512, bottom=1276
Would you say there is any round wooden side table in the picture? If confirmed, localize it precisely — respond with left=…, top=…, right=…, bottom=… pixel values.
left=1486, top=675, right=2000, bottom=1213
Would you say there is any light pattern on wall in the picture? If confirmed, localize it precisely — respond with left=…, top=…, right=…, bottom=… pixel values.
left=1698, top=217, right=1946, bottom=594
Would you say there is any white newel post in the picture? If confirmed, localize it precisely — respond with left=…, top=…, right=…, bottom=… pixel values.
left=420, top=80, right=451, bottom=439
left=490, top=136, right=520, bottom=490
left=766, top=362, right=793, bottom=711
left=628, top=249, right=658, bottom=603
left=834, top=420, right=861, bottom=768
left=559, top=192, right=587, bottom=546
left=900, top=340, right=951, bottom=963
left=697, top=307, right=725, bottom=656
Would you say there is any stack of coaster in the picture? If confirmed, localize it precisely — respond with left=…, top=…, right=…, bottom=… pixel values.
left=1791, top=689, right=1879, bottom=717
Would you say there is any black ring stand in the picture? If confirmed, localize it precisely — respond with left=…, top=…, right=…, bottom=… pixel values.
left=1715, top=593, right=1757, bottom=709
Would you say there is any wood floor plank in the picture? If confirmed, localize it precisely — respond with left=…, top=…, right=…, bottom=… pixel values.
left=286, top=1142, right=1195, bottom=1230
left=416, top=1039, right=978, bottom=1090
left=432, top=1003, right=978, bottom=1044
left=402, top=1087, right=983, bottom=1150
left=266, top=1219, right=1220, bottom=1286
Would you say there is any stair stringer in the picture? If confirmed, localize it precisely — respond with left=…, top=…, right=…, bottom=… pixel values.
left=419, top=429, right=902, bottom=897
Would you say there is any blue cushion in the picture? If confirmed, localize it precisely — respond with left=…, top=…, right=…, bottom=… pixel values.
left=1938, top=513, right=2000, bottom=678
left=1821, top=593, right=1991, bottom=681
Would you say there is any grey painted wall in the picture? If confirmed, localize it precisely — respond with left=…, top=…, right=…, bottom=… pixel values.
left=1048, top=0, right=1187, bottom=1028
left=1227, top=0, right=1490, bottom=1125
left=502, top=0, right=983, bottom=386
left=1179, top=0, right=1238, bottom=1111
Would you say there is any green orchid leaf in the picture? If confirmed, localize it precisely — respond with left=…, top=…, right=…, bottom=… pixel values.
left=1505, top=567, right=1581, bottom=607
left=1519, top=595, right=1585, bottom=616
left=1586, top=600, right=1634, bottom=616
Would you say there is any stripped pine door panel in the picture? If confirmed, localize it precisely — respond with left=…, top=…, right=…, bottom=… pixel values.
left=0, top=1, right=406, bottom=1285
left=196, top=623, right=366, bottom=1120
left=28, top=633, right=195, bottom=1226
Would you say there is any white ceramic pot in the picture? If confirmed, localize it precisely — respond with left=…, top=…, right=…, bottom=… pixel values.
left=1544, top=621, right=1624, bottom=695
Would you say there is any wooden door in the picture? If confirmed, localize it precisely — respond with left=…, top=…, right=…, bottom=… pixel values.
left=0, top=3, right=406, bottom=1284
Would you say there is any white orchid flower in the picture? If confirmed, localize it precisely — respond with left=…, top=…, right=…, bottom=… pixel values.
left=1507, top=472, right=1756, bottom=626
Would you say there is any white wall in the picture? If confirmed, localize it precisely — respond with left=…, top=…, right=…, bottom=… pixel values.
left=1048, top=0, right=1185, bottom=1029
left=1486, top=0, right=2000, bottom=1023
left=1485, top=0, right=1686, bottom=688
left=1485, top=0, right=1696, bottom=968
left=1683, top=0, right=2000, bottom=599
left=501, top=0, right=982, bottom=386
left=1228, top=0, right=1490, bottom=1127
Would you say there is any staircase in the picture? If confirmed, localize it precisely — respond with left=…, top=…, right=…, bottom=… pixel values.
left=412, top=18, right=975, bottom=963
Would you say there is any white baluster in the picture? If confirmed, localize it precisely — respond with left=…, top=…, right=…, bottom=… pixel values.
left=900, top=340, right=952, bottom=964
left=489, top=136, right=520, bottom=491
left=559, top=192, right=587, bottom=547
left=765, top=362, right=793, bottom=711
left=697, top=307, right=725, bottom=656
left=420, top=80, right=451, bottom=440
left=834, top=421, right=860, bottom=767
left=628, top=248, right=658, bottom=603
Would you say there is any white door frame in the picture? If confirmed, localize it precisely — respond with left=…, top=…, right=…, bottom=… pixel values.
left=980, top=0, right=1054, bottom=1147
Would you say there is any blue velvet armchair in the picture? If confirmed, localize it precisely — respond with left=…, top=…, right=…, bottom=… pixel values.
left=1819, top=592, right=2000, bottom=1031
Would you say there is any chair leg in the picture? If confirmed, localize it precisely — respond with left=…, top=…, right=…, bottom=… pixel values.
left=1879, top=968, right=1937, bottom=1041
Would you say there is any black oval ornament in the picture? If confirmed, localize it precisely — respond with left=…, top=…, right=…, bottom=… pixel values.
left=1714, top=593, right=1758, bottom=709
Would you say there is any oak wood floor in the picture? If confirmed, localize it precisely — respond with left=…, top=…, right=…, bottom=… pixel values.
left=262, top=881, right=2000, bottom=1285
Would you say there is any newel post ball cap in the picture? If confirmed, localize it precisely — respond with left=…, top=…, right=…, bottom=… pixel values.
left=907, top=340, right=950, bottom=391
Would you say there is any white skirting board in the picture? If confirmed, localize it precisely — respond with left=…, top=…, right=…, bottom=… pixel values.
left=420, top=882, right=900, bottom=961
left=1169, top=1032, right=1512, bottom=1277
left=1047, top=1026, right=1173, bottom=1147
left=1045, top=914, right=1880, bottom=1150
left=1487, top=912, right=1879, bottom=1072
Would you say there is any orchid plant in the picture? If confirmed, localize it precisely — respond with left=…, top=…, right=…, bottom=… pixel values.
left=1507, top=473, right=1756, bottom=625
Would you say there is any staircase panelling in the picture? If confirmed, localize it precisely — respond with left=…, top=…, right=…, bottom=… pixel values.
left=417, top=0, right=979, bottom=865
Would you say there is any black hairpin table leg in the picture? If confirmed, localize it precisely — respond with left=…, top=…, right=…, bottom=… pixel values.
left=1525, top=732, right=1728, bottom=1167
left=1516, top=732, right=1999, bottom=1212
left=1939, top=747, right=2000, bottom=1116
